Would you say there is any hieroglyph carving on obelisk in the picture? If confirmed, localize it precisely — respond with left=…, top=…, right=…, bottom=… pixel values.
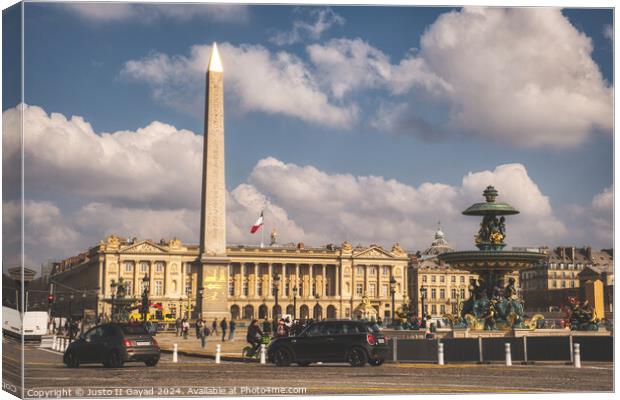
left=198, top=43, right=229, bottom=319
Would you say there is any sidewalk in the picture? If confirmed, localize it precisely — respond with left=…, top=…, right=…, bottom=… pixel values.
left=155, top=332, right=249, bottom=361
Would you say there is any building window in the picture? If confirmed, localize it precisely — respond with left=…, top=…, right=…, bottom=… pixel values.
left=451, top=276, right=456, bottom=283
left=155, top=280, right=163, bottom=295
left=440, top=276, right=445, bottom=283
left=139, top=280, right=147, bottom=294
left=126, top=280, right=133, bottom=296
left=431, top=276, right=436, bottom=283
left=431, top=305, right=437, bottom=315
left=440, top=289, right=445, bottom=299
left=552, top=280, right=557, bottom=288
left=356, top=283, right=364, bottom=296
left=422, top=275, right=427, bottom=283
left=124, top=262, right=134, bottom=273
left=155, top=262, right=165, bottom=273
left=561, top=281, right=566, bottom=288
left=285, top=280, right=290, bottom=297
left=369, top=267, right=376, bottom=276
left=228, top=279, right=234, bottom=296
left=356, top=266, right=364, bottom=276
left=324, top=280, right=329, bottom=296
left=312, top=281, right=316, bottom=296
left=140, top=262, right=149, bottom=273
left=185, top=281, right=192, bottom=296
left=382, top=266, right=389, bottom=276
left=431, top=289, right=437, bottom=299
left=570, top=281, right=575, bottom=288
left=452, top=304, right=458, bottom=314
left=460, top=276, right=465, bottom=283
left=242, top=279, right=249, bottom=296
left=440, top=305, right=446, bottom=314
left=256, top=279, right=263, bottom=297
left=369, top=283, right=376, bottom=297
left=451, top=289, right=457, bottom=299
left=381, top=284, right=388, bottom=297
left=460, top=288, right=466, bottom=298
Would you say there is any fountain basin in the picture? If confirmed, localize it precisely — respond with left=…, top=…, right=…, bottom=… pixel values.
left=439, top=250, right=545, bottom=273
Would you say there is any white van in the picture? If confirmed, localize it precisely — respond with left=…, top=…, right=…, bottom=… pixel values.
left=2, top=306, right=48, bottom=340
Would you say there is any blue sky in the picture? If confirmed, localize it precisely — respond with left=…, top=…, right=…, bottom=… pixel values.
left=2, top=2, right=614, bottom=268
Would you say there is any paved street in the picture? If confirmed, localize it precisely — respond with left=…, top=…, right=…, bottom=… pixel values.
left=2, top=338, right=613, bottom=398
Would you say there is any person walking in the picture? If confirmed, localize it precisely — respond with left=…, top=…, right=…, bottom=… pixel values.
left=199, top=324, right=210, bottom=349
left=175, top=317, right=182, bottom=336
left=195, top=318, right=203, bottom=338
left=228, top=319, right=236, bottom=342
left=211, top=318, right=219, bottom=336
left=220, top=318, right=228, bottom=342
left=182, top=318, right=189, bottom=339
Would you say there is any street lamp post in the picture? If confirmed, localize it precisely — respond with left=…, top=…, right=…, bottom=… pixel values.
left=389, top=276, right=396, bottom=326
left=141, top=274, right=150, bottom=322
left=273, top=273, right=281, bottom=321
left=292, top=286, right=298, bottom=319
left=314, top=293, right=320, bottom=320
left=69, top=293, right=74, bottom=343
left=81, top=292, right=86, bottom=334
left=420, top=285, right=428, bottom=321
left=198, top=287, right=204, bottom=320
left=110, top=279, right=117, bottom=322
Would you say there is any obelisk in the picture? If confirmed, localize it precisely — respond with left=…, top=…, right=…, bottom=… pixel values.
left=198, top=42, right=229, bottom=320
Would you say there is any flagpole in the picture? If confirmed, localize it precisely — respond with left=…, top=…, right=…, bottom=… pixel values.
left=260, top=209, right=264, bottom=248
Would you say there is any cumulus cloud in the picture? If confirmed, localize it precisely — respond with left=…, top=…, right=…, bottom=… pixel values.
left=603, top=24, right=613, bottom=41
left=121, top=43, right=357, bottom=128
left=64, top=3, right=249, bottom=23
left=3, top=105, right=611, bottom=269
left=416, top=7, right=613, bottom=147
left=270, top=8, right=345, bottom=46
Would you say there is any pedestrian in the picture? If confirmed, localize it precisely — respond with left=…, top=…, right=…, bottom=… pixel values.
left=228, top=319, right=236, bottom=342
left=195, top=318, right=203, bottom=338
left=220, top=318, right=228, bottom=342
left=262, top=318, right=271, bottom=336
left=212, top=318, right=218, bottom=336
left=175, top=317, right=182, bottom=336
left=182, top=318, right=189, bottom=339
left=276, top=318, right=287, bottom=337
left=200, top=324, right=210, bottom=349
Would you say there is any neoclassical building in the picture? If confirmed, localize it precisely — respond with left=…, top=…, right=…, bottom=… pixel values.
left=52, top=235, right=409, bottom=321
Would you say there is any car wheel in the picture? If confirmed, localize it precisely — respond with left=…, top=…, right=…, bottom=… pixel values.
left=64, top=350, right=79, bottom=368
left=105, top=350, right=124, bottom=368
left=144, top=358, right=159, bottom=367
left=273, top=348, right=292, bottom=367
left=368, top=358, right=384, bottom=366
left=346, top=347, right=367, bottom=367
left=297, top=361, right=311, bottom=367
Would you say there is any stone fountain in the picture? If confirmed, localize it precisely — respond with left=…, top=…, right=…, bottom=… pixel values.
left=439, top=186, right=545, bottom=330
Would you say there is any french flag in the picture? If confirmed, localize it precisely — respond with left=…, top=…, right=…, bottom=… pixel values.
left=250, top=211, right=264, bottom=234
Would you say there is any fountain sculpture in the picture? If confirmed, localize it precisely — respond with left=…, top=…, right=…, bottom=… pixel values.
left=439, top=186, right=545, bottom=330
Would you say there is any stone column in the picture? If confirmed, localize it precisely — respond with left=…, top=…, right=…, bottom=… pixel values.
left=309, top=264, right=314, bottom=298
left=335, top=264, right=340, bottom=298
left=322, top=264, right=326, bottom=296
left=240, top=263, right=246, bottom=298
left=268, top=263, right=273, bottom=298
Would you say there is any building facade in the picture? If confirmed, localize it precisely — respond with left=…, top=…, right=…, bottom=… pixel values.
left=520, top=246, right=613, bottom=313
left=51, top=235, right=409, bottom=321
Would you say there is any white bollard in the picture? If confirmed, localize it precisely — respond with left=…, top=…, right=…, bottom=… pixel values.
left=64, top=338, right=68, bottom=352
left=260, top=344, right=266, bottom=364
left=52, top=336, right=57, bottom=351
left=215, top=344, right=221, bottom=364
left=505, top=343, right=512, bottom=366
left=172, top=344, right=178, bottom=363
left=573, top=343, right=581, bottom=368
left=60, top=338, right=65, bottom=352
left=437, top=342, right=444, bottom=365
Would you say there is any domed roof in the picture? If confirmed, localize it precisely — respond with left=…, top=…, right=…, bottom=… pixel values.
left=421, top=223, right=454, bottom=258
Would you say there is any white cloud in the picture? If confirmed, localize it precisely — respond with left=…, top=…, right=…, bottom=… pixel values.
left=417, top=7, right=613, bottom=147
left=4, top=105, right=611, bottom=268
left=270, top=8, right=345, bottom=46
left=64, top=3, right=249, bottom=23
left=121, top=43, right=357, bottom=128
left=603, top=24, right=613, bottom=41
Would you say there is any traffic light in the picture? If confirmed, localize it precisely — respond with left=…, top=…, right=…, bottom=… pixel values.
left=47, top=294, right=54, bottom=305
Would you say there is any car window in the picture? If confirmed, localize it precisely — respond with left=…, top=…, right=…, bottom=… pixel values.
left=120, top=324, right=149, bottom=335
left=303, top=324, right=322, bottom=337
left=102, top=325, right=120, bottom=337
left=84, top=327, right=102, bottom=341
left=322, top=323, right=341, bottom=336
left=342, top=323, right=365, bottom=334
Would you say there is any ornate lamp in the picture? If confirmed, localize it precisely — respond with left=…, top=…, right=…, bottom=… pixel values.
left=292, top=285, right=298, bottom=319
left=389, top=276, right=397, bottom=326
left=273, top=273, right=281, bottom=320
left=420, top=285, right=428, bottom=320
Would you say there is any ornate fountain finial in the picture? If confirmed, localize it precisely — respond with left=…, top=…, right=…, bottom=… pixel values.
left=483, top=185, right=498, bottom=203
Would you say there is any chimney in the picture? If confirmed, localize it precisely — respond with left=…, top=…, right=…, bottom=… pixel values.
left=569, top=246, right=575, bottom=261
left=559, top=247, right=565, bottom=259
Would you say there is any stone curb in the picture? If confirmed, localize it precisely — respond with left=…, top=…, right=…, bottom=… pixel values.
left=159, top=347, right=249, bottom=363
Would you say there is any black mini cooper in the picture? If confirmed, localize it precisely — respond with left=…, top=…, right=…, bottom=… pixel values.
left=267, top=320, right=389, bottom=367
left=64, top=323, right=160, bottom=368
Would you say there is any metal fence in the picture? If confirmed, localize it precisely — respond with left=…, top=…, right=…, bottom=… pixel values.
left=389, top=335, right=612, bottom=363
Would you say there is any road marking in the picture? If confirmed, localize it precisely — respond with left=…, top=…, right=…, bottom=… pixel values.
left=310, top=386, right=536, bottom=393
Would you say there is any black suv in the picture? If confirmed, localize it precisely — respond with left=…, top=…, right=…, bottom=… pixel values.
left=267, top=320, right=389, bottom=367
left=63, top=323, right=160, bottom=368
